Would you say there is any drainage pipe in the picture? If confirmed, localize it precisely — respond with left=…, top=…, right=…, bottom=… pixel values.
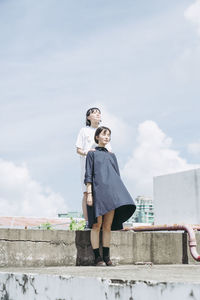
left=123, top=224, right=200, bottom=262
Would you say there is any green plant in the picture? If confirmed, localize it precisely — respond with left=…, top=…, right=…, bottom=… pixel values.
left=69, top=218, right=86, bottom=231
left=38, top=222, right=53, bottom=230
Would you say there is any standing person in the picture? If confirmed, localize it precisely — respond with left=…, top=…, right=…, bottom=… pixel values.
left=76, top=108, right=111, bottom=228
left=85, top=126, right=136, bottom=266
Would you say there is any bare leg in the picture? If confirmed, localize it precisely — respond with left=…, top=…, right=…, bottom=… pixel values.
left=82, top=192, right=88, bottom=221
left=102, top=210, right=114, bottom=247
left=90, top=216, right=102, bottom=249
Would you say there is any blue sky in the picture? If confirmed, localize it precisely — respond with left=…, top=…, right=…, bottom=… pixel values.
left=0, top=0, right=200, bottom=216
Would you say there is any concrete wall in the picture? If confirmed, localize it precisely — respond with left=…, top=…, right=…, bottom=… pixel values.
left=0, top=271, right=200, bottom=300
left=0, top=228, right=200, bottom=266
left=0, top=229, right=77, bottom=267
left=154, top=168, right=200, bottom=224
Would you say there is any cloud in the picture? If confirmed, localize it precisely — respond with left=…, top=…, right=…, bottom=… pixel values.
left=169, top=1, right=200, bottom=84
left=92, top=104, right=133, bottom=152
left=0, top=159, right=67, bottom=217
left=122, top=120, right=199, bottom=197
left=188, top=142, right=200, bottom=155
left=184, top=0, right=200, bottom=35
left=169, top=1, right=200, bottom=85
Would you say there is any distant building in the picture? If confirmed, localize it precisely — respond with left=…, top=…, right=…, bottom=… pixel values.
left=58, top=212, right=84, bottom=219
left=129, top=196, right=154, bottom=224
left=58, top=198, right=154, bottom=225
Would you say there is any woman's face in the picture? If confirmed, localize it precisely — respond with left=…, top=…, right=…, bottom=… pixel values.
left=87, top=109, right=101, bottom=123
left=96, top=129, right=111, bottom=146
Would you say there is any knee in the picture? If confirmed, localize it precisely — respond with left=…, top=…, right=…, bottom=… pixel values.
left=102, top=222, right=112, bottom=232
left=92, top=221, right=102, bottom=232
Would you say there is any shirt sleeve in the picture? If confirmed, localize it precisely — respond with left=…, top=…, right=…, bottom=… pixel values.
left=84, top=151, right=94, bottom=184
left=75, top=128, right=84, bottom=149
left=112, top=153, right=120, bottom=176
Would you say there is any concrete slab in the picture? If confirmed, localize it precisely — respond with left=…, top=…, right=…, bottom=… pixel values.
left=0, top=265, right=200, bottom=300
left=0, top=264, right=200, bottom=283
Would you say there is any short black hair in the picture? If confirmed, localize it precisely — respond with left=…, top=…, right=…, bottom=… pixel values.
left=94, top=126, right=111, bottom=144
left=86, top=107, right=101, bottom=126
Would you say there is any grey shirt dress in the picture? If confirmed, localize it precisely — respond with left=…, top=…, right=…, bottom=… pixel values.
left=84, top=147, right=136, bottom=230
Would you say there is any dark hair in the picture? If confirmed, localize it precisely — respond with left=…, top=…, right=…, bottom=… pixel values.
left=86, top=107, right=101, bottom=126
left=94, top=126, right=111, bottom=144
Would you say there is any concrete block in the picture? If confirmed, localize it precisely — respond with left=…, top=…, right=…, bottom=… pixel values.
left=154, top=168, right=200, bottom=224
left=132, top=232, right=152, bottom=263
left=110, top=231, right=135, bottom=264
left=150, top=232, right=183, bottom=264
left=75, top=231, right=94, bottom=265
left=0, top=229, right=77, bottom=267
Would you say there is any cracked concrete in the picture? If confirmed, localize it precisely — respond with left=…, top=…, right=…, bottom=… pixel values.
left=0, top=229, right=200, bottom=267
left=0, top=265, right=200, bottom=300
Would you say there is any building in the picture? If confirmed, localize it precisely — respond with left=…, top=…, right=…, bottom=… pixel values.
left=58, top=212, right=84, bottom=219
left=130, top=196, right=154, bottom=224
left=154, top=168, right=200, bottom=225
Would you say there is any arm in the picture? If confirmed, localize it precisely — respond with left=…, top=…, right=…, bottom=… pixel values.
left=86, top=183, right=93, bottom=206
left=76, top=148, right=96, bottom=156
left=76, top=147, right=87, bottom=156
left=75, top=128, right=86, bottom=156
left=84, top=151, right=94, bottom=206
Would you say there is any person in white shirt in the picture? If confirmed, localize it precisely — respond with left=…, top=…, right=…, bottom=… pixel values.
left=76, top=108, right=111, bottom=227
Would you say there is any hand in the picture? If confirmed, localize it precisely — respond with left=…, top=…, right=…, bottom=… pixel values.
left=87, top=194, right=93, bottom=206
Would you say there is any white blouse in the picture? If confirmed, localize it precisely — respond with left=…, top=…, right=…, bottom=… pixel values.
left=76, top=126, right=112, bottom=192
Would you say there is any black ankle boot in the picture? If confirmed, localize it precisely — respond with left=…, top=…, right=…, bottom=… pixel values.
left=93, top=248, right=105, bottom=266
left=94, top=256, right=106, bottom=266
left=103, top=256, right=113, bottom=266
left=103, top=247, right=113, bottom=266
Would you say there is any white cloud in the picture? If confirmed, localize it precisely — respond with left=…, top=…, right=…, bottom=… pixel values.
left=0, top=159, right=67, bottom=217
left=188, top=142, right=200, bottom=155
left=184, top=0, right=200, bottom=35
left=93, top=104, right=133, bottom=152
left=122, top=120, right=199, bottom=197
left=170, top=1, right=200, bottom=83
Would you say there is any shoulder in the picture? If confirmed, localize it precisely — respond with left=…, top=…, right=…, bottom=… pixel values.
left=77, top=127, right=84, bottom=134
left=80, top=126, right=88, bottom=132
left=86, top=150, right=95, bottom=158
left=109, top=151, right=115, bottom=156
left=77, top=126, right=89, bottom=135
left=110, top=152, right=117, bottom=160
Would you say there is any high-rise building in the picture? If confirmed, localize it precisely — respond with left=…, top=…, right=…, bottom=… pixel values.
left=130, top=196, right=154, bottom=224
left=58, top=212, right=84, bottom=218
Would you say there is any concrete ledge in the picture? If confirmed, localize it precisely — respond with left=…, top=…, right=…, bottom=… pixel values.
left=0, top=229, right=199, bottom=266
left=1, top=265, right=200, bottom=300
left=0, top=229, right=77, bottom=267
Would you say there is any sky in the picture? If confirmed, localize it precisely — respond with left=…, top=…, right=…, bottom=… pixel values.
left=0, top=0, right=200, bottom=217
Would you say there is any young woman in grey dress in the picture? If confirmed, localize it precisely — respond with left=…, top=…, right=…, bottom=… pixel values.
left=85, top=126, right=136, bottom=266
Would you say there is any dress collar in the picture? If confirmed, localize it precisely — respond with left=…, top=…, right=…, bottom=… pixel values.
left=95, top=146, right=108, bottom=152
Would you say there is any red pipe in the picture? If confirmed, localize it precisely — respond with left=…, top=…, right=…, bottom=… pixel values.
left=123, top=224, right=200, bottom=262
left=193, top=225, right=200, bottom=230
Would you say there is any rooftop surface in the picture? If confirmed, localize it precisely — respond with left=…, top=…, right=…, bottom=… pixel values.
left=0, top=216, right=71, bottom=229
left=1, top=265, right=200, bottom=283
